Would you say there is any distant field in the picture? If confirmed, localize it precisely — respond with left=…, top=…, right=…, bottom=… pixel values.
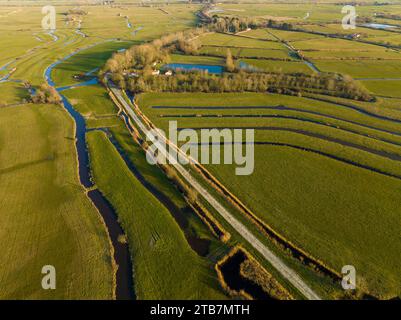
left=200, top=32, right=285, bottom=50
left=200, top=46, right=293, bottom=60
left=0, top=104, right=113, bottom=299
left=239, top=28, right=277, bottom=40
left=293, top=37, right=385, bottom=51
left=170, top=53, right=225, bottom=66
left=304, top=49, right=401, bottom=60
left=314, top=60, right=401, bottom=78
left=239, top=58, right=313, bottom=73
left=361, top=80, right=401, bottom=98
left=268, top=28, right=325, bottom=41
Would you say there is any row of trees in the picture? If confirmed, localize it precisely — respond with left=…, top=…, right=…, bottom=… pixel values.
left=124, top=70, right=373, bottom=101
left=209, top=16, right=260, bottom=33
left=376, top=13, right=401, bottom=20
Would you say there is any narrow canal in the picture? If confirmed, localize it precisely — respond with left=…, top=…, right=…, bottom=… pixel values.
left=45, top=45, right=135, bottom=300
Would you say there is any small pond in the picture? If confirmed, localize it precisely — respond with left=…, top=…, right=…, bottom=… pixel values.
left=162, top=63, right=223, bottom=74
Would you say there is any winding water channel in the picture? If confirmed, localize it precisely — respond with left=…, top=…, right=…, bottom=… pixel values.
left=45, top=45, right=135, bottom=300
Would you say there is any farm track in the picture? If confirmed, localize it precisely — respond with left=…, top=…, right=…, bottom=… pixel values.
left=109, top=84, right=322, bottom=300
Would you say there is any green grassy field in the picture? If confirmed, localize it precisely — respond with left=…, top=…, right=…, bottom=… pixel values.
left=314, top=60, right=401, bottom=78
left=137, top=91, right=401, bottom=298
left=170, top=53, right=225, bottom=66
left=0, top=81, right=30, bottom=105
left=238, top=28, right=277, bottom=41
left=0, top=103, right=113, bottom=299
left=51, top=41, right=135, bottom=87
left=239, top=58, right=313, bottom=73
left=200, top=32, right=285, bottom=50
left=361, top=80, right=401, bottom=98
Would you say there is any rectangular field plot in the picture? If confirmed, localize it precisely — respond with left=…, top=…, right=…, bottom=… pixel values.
left=239, top=58, right=313, bottom=73
left=169, top=54, right=225, bottom=66
left=238, top=28, right=277, bottom=41
left=218, top=3, right=312, bottom=20
left=239, top=48, right=293, bottom=60
left=268, top=29, right=326, bottom=42
left=364, top=34, right=401, bottom=47
left=361, top=80, right=401, bottom=98
left=200, top=46, right=292, bottom=60
left=304, top=49, right=401, bottom=60
left=199, top=46, right=242, bottom=57
left=199, top=32, right=284, bottom=49
left=293, top=37, right=385, bottom=51
left=314, top=60, right=401, bottom=78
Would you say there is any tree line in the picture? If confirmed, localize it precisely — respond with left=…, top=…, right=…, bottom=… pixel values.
left=124, top=69, right=373, bottom=101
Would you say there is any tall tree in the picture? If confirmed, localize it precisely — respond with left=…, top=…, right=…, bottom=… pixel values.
left=226, top=49, right=235, bottom=72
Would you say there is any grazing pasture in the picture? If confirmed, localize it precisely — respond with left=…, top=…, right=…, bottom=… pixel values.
left=170, top=53, right=225, bottom=66
left=239, top=58, right=313, bottom=73
left=137, top=91, right=401, bottom=298
left=199, top=32, right=285, bottom=50
left=0, top=81, right=30, bottom=105
left=361, top=80, right=401, bottom=98
left=0, top=104, right=113, bottom=299
left=314, top=60, right=401, bottom=78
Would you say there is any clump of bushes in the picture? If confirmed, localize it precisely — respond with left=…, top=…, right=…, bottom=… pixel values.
left=216, top=246, right=293, bottom=300
left=240, top=258, right=293, bottom=300
left=30, top=83, right=61, bottom=105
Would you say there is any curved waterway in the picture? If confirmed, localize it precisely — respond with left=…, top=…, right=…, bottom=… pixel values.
left=45, top=45, right=135, bottom=300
